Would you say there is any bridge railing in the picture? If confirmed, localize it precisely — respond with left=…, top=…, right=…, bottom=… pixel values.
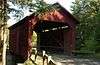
left=30, top=48, right=56, bottom=65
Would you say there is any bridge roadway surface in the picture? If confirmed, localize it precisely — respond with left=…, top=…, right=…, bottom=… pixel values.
left=30, top=53, right=100, bottom=65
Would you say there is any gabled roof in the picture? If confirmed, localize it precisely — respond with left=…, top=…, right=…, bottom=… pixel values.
left=54, top=3, right=79, bottom=24
left=9, top=3, right=79, bottom=29
left=38, top=3, right=79, bottom=24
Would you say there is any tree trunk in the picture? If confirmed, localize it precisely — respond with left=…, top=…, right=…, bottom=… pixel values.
left=2, top=0, right=7, bottom=65
left=2, top=27, right=7, bottom=65
left=2, top=26, right=9, bottom=65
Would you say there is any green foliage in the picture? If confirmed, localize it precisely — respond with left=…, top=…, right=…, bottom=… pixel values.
left=32, top=31, right=37, bottom=47
left=28, top=0, right=53, bottom=15
left=8, top=0, right=59, bottom=21
left=72, top=0, right=100, bottom=54
left=95, top=53, right=100, bottom=59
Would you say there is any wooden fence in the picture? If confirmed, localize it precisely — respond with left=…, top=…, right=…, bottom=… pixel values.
left=30, top=48, right=56, bottom=65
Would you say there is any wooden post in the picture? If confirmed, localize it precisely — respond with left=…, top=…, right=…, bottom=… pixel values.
left=34, top=48, right=37, bottom=61
left=43, top=51, right=48, bottom=65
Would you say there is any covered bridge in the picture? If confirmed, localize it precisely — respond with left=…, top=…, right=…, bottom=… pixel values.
left=8, top=3, right=79, bottom=62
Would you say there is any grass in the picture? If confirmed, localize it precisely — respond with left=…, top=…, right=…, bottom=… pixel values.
left=95, top=53, right=100, bottom=59
left=24, top=59, right=37, bottom=65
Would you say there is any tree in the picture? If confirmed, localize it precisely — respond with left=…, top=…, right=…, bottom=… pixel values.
left=8, top=0, right=57, bottom=22
left=71, top=0, right=100, bottom=52
left=0, top=0, right=8, bottom=65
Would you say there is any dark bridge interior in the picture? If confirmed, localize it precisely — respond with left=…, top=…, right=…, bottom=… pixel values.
left=34, top=20, right=68, bottom=53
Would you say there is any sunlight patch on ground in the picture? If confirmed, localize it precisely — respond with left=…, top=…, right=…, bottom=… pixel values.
left=0, top=62, right=2, bottom=65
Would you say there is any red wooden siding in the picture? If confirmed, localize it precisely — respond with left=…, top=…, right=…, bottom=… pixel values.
left=9, top=19, right=29, bottom=61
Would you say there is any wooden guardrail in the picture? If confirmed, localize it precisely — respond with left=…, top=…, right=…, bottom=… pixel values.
left=30, top=48, right=56, bottom=65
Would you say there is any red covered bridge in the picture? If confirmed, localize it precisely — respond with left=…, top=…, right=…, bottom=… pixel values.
left=8, top=3, right=79, bottom=62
